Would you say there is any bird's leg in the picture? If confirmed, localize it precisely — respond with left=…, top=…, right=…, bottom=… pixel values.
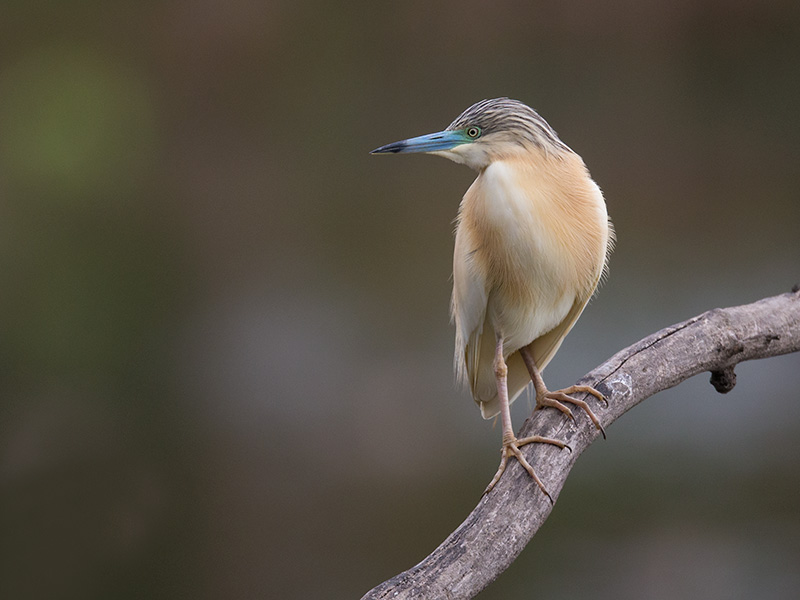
left=519, top=344, right=607, bottom=439
left=484, top=336, right=569, bottom=499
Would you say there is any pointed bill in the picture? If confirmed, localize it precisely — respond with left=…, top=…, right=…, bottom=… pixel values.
left=370, top=130, right=468, bottom=154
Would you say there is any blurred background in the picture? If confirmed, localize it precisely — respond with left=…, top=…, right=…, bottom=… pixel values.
left=1, top=1, right=799, bottom=598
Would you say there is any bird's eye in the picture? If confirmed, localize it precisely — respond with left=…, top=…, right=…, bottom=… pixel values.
left=466, top=126, right=481, bottom=139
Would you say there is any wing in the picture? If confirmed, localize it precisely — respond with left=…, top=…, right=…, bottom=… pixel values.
left=453, top=239, right=569, bottom=420
left=451, top=217, right=489, bottom=392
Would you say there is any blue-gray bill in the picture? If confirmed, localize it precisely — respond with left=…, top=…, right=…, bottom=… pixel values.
left=370, top=130, right=468, bottom=154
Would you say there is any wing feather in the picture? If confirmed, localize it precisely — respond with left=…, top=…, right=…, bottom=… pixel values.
left=451, top=217, right=488, bottom=390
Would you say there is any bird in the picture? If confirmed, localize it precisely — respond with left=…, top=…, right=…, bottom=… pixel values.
left=371, top=98, right=613, bottom=498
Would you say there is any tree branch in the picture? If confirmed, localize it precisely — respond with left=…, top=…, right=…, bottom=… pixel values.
left=361, top=290, right=800, bottom=600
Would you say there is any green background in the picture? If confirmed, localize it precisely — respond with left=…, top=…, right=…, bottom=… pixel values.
left=1, top=2, right=799, bottom=599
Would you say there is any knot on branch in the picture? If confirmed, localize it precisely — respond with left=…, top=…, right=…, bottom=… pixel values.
left=709, top=366, right=737, bottom=394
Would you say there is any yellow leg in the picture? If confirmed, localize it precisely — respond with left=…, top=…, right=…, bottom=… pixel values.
left=484, top=336, right=569, bottom=500
left=519, top=344, right=607, bottom=439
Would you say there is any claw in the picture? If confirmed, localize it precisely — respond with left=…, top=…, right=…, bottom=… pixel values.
left=536, top=394, right=575, bottom=420
left=539, top=386, right=607, bottom=438
left=564, top=384, right=608, bottom=408
left=519, top=346, right=608, bottom=436
left=484, top=434, right=566, bottom=500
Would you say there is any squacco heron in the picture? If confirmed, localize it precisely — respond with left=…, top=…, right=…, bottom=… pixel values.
left=372, top=98, right=613, bottom=498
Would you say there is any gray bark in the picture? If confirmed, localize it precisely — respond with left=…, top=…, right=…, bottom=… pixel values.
left=361, top=289, right=800, bottom=600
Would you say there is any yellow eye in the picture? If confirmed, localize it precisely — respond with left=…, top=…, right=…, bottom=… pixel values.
left=466, top=126, right=481, bottom=139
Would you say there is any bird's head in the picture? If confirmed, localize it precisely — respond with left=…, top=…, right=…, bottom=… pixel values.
left=371, top=98, right=570, bottom=170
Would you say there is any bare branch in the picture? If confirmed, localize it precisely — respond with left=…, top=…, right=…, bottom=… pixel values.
left=361, top=290, right=800, bottom=600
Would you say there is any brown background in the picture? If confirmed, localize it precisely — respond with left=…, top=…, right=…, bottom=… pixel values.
left=1, top=1, right=799, bottom=599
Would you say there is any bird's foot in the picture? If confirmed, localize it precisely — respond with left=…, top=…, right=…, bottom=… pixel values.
left=483, top=434, right=570, bottom=500
left=537, top=385, right=607, bottom=439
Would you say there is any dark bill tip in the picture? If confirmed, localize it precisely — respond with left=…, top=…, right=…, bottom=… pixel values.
left=370, top=140, right=407, bottom=154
